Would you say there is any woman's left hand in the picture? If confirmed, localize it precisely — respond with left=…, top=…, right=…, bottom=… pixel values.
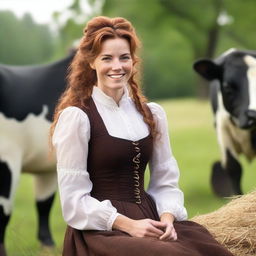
left=159, top=213, right=177, bottom=241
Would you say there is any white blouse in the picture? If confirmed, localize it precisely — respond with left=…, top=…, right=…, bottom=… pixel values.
left=52, top=86, right=187, bottom=231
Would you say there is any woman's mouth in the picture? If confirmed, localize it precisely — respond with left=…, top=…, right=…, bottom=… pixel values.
left=108, top=74, right=125, bottom=79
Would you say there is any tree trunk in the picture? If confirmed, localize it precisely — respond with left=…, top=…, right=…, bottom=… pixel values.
left=196, top=0, right=223, bottom=98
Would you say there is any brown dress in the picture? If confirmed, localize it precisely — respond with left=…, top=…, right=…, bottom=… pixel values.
left=62, top=98, right=233, bottom=256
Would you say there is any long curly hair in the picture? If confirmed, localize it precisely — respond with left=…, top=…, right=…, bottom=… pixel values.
left=50, top=16, right=156, bottom=143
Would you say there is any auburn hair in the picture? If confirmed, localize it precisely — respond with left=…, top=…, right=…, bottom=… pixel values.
left=50, top=16, right=156, bottom=144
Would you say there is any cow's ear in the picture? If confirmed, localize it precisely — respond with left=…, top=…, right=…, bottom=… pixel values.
left=193, top=59, right=222, bottom=81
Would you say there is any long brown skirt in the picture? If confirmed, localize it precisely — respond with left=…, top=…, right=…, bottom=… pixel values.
left=62, top=194, right=233, bottom=256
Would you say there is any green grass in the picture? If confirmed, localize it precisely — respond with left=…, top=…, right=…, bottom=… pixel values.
left=160, top=98, right=256, bottom=216
left=6, top=98, right=256, bottom=255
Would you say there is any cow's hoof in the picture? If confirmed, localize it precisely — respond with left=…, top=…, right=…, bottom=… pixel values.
left=211, top=162, right=235, bottom=197
left=38, top=233, right=55, bottom=247
left=0, top=244, right=7, bottom=256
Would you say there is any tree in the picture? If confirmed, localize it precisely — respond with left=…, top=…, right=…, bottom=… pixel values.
left=52, top=0, right=104, bottom=56
left=50, top=0, right=256, bottom=99
left=0, top=11, right=55, bottom=65
left=101, top=0, right=198, bottom=98
left=158, top=0, right=256, bottom=97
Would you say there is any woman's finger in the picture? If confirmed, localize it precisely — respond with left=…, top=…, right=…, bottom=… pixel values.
left=148, top=224, right=165, bottom=236
left=159, top=225, right=172, bottom=240
left=150, top=220, right=167, bottom=230
left=160, top=225, right=177, bottom=241
left=146, top=231, right=164, bottom=238
left=171, top=227, right=177, bottom=241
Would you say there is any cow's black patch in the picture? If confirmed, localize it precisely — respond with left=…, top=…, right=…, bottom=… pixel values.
left=209, top=80, right=219, bottom=115
left=0, top=161, right=11, bottom=198
left=0, top=53, right=74, bottom=122
left=211, top=150, right=242, bottom=197
left=194, top=49, right=256, bottom=129
left=225, top=150, right=242, bottom=195
left=0, top=206, right=10, bottom=243
left=36, top=194, right=55, bottom=246
left=250, top=129, right=256, bottom=151
left=194, top=49, right=256, bottom=197
left=211, top=161, right=235, bottom=197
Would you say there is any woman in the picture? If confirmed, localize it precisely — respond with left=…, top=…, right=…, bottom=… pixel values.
left=51, top=16, right=233, bottom=256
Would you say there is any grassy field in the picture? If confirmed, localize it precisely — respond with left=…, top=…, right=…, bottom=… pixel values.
left=5, top=98, right=256, bottom=255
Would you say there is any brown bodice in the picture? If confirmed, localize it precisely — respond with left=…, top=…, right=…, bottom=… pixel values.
left=82, top=98, right=153, bottom=204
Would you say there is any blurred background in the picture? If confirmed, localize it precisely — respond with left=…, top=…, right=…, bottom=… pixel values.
left=1, top=0, right=256, bottom=255
left=2, top=0, right=256, bottom=99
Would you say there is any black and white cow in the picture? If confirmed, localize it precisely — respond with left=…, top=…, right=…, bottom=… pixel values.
left=0, top=52, right=74, bottom=256
left=193, top=49, right=256, bottom=197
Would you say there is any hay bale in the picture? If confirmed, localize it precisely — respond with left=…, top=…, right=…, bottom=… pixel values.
left=191, top=190, right=256, bottom=256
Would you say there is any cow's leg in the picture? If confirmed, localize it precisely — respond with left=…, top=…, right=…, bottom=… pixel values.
left=34, top=171, right=57, bottom=247
left=225, top=150, right=242, bottom=194
left=211, top=149, right=242, bottom=197
left=0, top=156, right=21, bottom=256
left=0, top=161, right=11, bottom=256
left=213, top=110, right=243, bottom=197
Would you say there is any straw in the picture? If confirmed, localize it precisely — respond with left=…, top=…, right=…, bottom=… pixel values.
left=192, top=190, right=256, bottom=256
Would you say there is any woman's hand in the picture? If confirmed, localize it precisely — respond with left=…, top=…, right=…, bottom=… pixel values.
left=159, top=213, right=177, bottom=241
left=128, top=219, right=166, bottom=238
left=113, top=215, right=166, bottom=238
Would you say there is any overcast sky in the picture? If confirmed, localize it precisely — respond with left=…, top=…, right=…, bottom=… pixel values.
left=0, top=0, right=91, bottom=24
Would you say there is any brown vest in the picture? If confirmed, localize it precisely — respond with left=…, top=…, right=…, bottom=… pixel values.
left=82, top=98, right=153, bottom=204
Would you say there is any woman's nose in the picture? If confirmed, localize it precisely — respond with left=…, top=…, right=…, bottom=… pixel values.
left=112, top=59, right=122, bottom=70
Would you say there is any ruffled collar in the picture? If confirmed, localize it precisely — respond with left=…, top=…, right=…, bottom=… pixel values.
left=92, top=86, right=130, bottom=108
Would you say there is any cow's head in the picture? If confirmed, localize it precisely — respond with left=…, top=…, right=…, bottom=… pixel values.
left=193, top=49, right=256, bottom=129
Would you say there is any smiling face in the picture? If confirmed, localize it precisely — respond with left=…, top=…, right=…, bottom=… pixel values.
left=90, top=37, right=133, bottom=99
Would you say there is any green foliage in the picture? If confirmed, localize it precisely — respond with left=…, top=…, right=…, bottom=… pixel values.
left=6, top=98, right=256, bottom=255
left=222, top=0, right=256, bottom=50
left=100, top=0, right=256, bottom=98
left=0, top=11, right=55, bottom=65
left=99, top=0, right=229, bottom=98
left=52, top=0, right=103, bottom=57
left=2, top=0, right=256, bottom=98
left=100, top=0, right=198, bottom=98
left=142, top=24, right=195, bottom=99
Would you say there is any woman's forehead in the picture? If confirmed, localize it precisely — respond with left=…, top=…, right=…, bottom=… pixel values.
left=99, top=38, right=131, bottom=55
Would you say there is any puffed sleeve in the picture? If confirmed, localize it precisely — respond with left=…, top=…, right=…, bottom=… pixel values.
left=147, top=103, right=187, bottom=221
left=52, top=106, right=119, bottom=230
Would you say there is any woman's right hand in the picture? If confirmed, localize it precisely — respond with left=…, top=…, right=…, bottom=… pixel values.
left=128, top=219, right=166, bottom=238
left=113, top=215, right=166, bottom=239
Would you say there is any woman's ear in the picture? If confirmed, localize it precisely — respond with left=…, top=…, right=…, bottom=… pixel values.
left=89, top=62, right=95, bottom=70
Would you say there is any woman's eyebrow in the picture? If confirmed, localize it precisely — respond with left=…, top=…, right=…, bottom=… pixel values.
left=100, top=52, right=131, bottom=56
left=100, top=54, right=112, bottom=57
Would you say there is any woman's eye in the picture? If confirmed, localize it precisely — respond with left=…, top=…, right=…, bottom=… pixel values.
left=121, top=56, right=130, bottom=60
left=102, top=57, right=111, bottom=61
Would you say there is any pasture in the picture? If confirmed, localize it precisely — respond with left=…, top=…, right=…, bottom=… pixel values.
left=5, top=98, right=256, bottom=256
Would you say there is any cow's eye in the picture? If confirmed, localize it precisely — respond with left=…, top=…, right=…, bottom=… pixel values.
left=223, top=82, right=238, bottom=99
left=223, top=82, right=237, bottom=91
